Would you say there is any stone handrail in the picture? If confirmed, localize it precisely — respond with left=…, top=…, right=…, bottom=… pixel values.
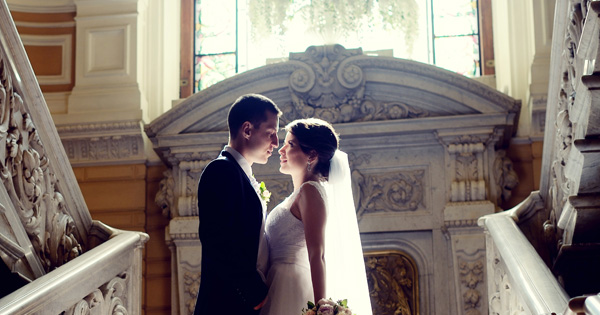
left=0, top=221, right=148, bottom=314
left=478, top=193, right=569, bottom=314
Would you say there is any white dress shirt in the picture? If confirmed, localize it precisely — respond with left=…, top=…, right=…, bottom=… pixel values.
left=223, top=146, right=269, bottom=282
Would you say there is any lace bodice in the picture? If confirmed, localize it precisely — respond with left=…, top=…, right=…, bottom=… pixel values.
left=265, top=181, right=327, bottom=267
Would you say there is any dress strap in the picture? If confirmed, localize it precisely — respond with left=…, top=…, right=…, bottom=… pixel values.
left=299, top=180, right=327, bottom=203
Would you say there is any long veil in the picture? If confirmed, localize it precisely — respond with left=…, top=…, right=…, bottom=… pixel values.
left=324, top=150, right=372, bottom=315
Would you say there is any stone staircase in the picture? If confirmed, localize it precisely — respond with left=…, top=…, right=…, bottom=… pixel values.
left=0, top=1, right=147, bottom=314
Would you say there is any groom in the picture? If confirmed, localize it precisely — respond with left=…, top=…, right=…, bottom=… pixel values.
left=194, top=94, right=281, bottom=315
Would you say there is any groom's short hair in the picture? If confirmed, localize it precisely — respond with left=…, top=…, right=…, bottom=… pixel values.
left=228, top=94, right=282, bottom=139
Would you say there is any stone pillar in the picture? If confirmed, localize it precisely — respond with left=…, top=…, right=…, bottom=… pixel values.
left=68, top=0, right=147, bottom=123
left=156, top=154, right=215, bottom=315
left=436, top=128, right=516, bottom=314
left=443, top=202, right=493, bottom=315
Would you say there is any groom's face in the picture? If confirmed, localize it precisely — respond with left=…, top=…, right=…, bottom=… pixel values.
left=245, top=111, right=279, bottom=165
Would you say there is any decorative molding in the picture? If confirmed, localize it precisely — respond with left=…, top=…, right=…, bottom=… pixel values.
left=20, top=34, right=72, bottom=85
left=57, top=121, right=145, bottom=165
left=0, top=52, right=83, bottom=273
left=436, top=130, right=506, bottom=203
left=64, top=273, right=129, bottom=315
left=56, top=121, right=141, bottom=135
left=13, top=21, right=76, bottom=28
left=354, top=169, right=425, bottom=218
left=7, top=2, right=75, bottom=14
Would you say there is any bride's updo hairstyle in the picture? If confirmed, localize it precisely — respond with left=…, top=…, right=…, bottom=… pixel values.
left=285, top=118, right=339, bottom=179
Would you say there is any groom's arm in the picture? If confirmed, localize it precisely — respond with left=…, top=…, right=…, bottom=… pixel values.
left=198, top=160, right=268, bottom=308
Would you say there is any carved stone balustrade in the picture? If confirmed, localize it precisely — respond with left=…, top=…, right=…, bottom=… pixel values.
left=147, top=42, right=520, bottom=314
left=0, top=1, right=148, bottom=313
left=480, top=0, right=600, bottom=313
left=478, top=192, right=569, bottom=314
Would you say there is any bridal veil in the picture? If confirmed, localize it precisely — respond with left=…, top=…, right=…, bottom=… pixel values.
left=324, top=150, right=373, bottom=315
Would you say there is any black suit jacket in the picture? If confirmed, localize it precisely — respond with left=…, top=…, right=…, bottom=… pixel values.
left=194, top=151, right=268, bottom=315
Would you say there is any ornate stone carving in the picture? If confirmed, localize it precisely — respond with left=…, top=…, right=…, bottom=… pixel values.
left=57, top=121, right=144, bottom=165
left=546, top=0, right=588, bottom=246
left=284, top=45, right=429, bottom=124
left=155, top=169, right=174, bottom=217
left=436, top=131, right=505, bottom=203
left=262, top=177, right=294, bottom=211
left=493, top=150, right=518, bottom=205
left=458, top=257, right=484, bottom=315
left=0, top=53, right=83, bottom=272
left=347, top=152, right=372, bottom=168
left=178, top=159, right=211, bottom=217
left=353, top=169, right=425, bottom=218
left=183, top=271, right=201, bottom=314
left=64, top=273, right=129, bottom=315
left=364, top=251, right=418, bottom=315
left=488, top=244, right=528, bottom=315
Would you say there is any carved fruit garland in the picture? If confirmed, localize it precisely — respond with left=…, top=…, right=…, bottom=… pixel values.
left=0, top=53, right=82, bottom=272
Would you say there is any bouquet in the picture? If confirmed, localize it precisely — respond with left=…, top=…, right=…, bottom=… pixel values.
left=301, top=298, right=355, bottom=315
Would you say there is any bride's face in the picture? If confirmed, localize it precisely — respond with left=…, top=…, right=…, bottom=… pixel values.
left=278, top=132, right=309, bottom=175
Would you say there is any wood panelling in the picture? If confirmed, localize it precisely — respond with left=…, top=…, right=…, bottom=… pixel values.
left=11, top=10, right=75, bottom=93
left=502, top=141, right=544, bottom=209
left=74, top=163, right=172, bottom=314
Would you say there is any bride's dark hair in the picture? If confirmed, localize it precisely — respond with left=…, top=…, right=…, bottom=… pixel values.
left=285, top=118, right=339, bottom=179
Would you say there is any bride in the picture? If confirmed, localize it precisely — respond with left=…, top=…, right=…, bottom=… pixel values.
left=260, top=118, right=372, bottom=315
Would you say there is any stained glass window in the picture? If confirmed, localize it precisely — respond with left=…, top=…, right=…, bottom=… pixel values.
left=193, top=0, right=484, bottom=92
left=194, top=0, right=237, bottom=91
left=432, top=0, right=480, bottom=76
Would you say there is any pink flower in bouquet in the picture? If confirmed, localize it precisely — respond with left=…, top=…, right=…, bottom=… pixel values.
left=317, top=304, right=334, bottom=315
left=306, top=310, right=316, bottom=315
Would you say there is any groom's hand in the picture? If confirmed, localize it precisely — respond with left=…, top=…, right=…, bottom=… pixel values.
left=253, top=297, right=267, bottom=310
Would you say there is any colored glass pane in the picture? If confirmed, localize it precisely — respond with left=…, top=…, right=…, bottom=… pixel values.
left=432, top=0, right=478, bottom=37
left=195, top=54, right=236, bottom=91
left=434, top=35, right=480, bottom=76
left=195, top=0, right=236, bottom=55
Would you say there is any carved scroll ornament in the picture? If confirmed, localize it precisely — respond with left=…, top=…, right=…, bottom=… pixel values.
left=285, top=45, right=429, bottom=124
left=353, top=169, right=425, bottom=218
left=64, top=273, right=129, bottom=315
left=0, top=53, right=82, bottom=273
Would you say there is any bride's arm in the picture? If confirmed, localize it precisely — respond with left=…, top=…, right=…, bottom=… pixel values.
left=296, top=184, right=327, bottom=302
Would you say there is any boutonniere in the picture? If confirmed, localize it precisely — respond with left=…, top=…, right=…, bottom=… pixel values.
left=259, top=181, right=271, bottom=204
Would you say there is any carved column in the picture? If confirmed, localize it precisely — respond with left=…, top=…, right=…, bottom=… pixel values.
left=437, top=129, right=516, bottom=315
left=443, top=202, right=492, bottom=315
left=157, top=153, right=213, bottom=315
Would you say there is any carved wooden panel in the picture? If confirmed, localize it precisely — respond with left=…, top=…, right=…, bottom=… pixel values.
left=365, top=250, right=419, bottom=315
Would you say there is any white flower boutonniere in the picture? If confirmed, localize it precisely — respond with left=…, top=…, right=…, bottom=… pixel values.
left=259, top=181, right=271, bottom=204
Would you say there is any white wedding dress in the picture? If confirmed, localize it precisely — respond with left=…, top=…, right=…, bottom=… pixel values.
left=260, top=181, right=324, bottom=315
left=261, top=150, right=373, bottom=315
